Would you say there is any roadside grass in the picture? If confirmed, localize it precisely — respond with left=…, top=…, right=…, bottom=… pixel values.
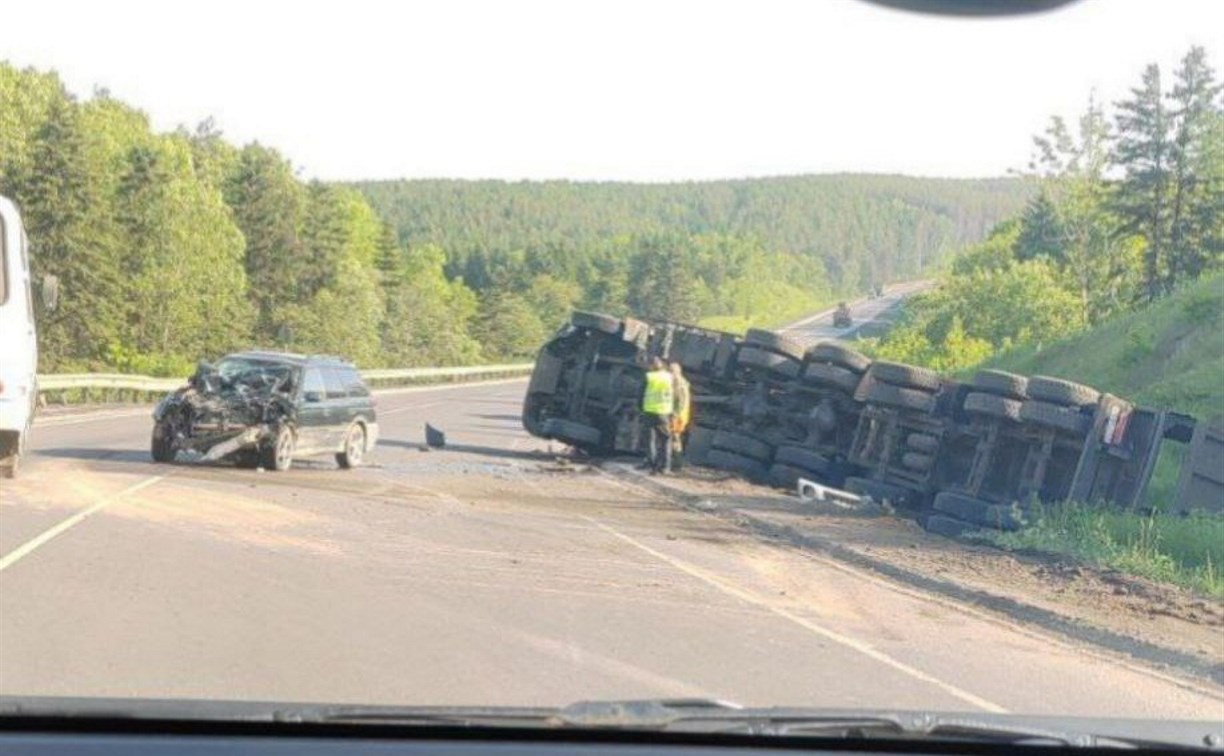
left=985, top=502, right=1224, bottom=598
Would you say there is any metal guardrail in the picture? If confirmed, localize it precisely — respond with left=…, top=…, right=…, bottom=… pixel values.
left=37, top=363, right=534, bottom=395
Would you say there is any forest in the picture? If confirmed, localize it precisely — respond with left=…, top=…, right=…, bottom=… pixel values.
left=2, top=60, right=1028, bottom=373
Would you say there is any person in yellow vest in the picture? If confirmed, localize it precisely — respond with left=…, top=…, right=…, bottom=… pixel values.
left=641, top=356, right=675, bottom=474
left=669, top=361, right=692, bottom=463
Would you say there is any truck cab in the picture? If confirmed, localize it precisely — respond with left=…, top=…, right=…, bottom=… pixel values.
left=0, top=196, right=38, bottom=478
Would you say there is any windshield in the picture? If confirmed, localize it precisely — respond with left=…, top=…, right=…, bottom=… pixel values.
left=0, top=0, right=1221, bottom=746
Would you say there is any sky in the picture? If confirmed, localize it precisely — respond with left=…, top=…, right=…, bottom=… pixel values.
left=2, top=0, right=1221, bottom=182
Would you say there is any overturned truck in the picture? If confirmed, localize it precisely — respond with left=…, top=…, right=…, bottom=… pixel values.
left=523, top=311, right=1215, bottom=534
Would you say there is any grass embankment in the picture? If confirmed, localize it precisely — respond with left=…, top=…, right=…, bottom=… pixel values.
left=973, top=273, right=1224, bottom=596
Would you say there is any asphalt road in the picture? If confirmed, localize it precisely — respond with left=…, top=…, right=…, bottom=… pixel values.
left=1, top=306, right=1221, bottom=721
left=781, top=281, right=933, bottom=345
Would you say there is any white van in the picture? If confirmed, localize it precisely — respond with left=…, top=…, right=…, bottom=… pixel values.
left=0, top=195, right=38, bottom=478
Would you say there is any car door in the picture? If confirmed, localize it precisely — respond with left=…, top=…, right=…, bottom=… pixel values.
left=321, top=368, right=353, bottom=450
left=296, top=366, right=329, bottom=453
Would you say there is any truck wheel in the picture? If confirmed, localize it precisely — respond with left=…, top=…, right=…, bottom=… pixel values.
left=972, top=370, right=1028, bottom=400
left=773, top=446, right=832, bottom=476
left=704, top=449, right=769, bottom=480
left=735, top=346, right=801, bottom=379
left=868, top=361, right=942, bottom=392
left=800, top=362, right=861, bottom=393
left=1018, top=400, right=1090, bottom=436
left=963, top=392, right=1022, bottom=422
left=905, top=433, right=940, bottom=454
left=151, top=422, right=175, bottom=463
left=844, top=476, right=912, bottom=507
left=933, top=491, right=1024, bottom=531
left=541, top=418, right=603, bottom=447
left=804, top=342, right=871, bottom=373
left=260, top=425, right=295, bottom=471
left=901, top=451, right=934, bottom=472
left=711, top=431, right=773, bottom=462
left=571, top=310, right=620, bottom=334
left=863, top=381, right=936, bottom=414
left=336, top=423, right=366, bottom=469
left=1026, top=376, right=1100, bottom=407
left=744, top=328, right=806, bottom=361
left=922, top=513, right=978, bottom=539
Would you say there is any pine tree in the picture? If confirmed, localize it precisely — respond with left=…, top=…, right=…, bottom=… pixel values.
left=1167, top=46, right=1224, bottom=282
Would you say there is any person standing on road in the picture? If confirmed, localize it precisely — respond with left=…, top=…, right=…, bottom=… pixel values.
left=669, top=361, right=692, bottom=466
left=641, top=357, right=675, bottom=474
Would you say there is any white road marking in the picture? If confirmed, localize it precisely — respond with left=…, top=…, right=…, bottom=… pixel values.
left=0, top=475, right=166, bottom=574
left=582, top=515, right=1008, bottom=714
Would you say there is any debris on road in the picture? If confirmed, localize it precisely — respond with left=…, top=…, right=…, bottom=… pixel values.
left=425, top=423, right=447, bottom=448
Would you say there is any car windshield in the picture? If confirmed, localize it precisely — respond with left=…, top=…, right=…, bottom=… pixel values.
left=1, top=0, right=1222, bottom=748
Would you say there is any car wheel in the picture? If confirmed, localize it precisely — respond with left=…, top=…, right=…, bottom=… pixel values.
left=151, top=422, right=175, bottom=463
left=261, top=425, right=295, bottom=471
left=336, top=423, right=366, bottom=469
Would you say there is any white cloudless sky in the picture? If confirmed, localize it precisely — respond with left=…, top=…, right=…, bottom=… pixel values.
left=2, top=0, right=1221, bottom=182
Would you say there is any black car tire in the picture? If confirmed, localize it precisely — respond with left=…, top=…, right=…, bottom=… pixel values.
left=906, top=433, right=940, bottom=454
left=1019, top=400, right=1090, bottom=436
left=972, top=370, right=1028, bottom=400
left=736, top=346, right=801, bottom=379
left=963, top=392, right=1023, bottom=422
left=1026, top=376, right=1101, bottom=407
left=260, top=425, right=295, bottom=472
left=868, top=361, right=942, bottom=392
left=336, top=423, right=366, bottom=469
left=744, top=328, right=806, bottom=361
left=711, top=431, right=774, bottom=462
left=542, top=418, right=603, bottom=446
left=864, top=381, right=936, bottom=414
left=570, top=310, right=621, bottom=334
left=773, top=446, right=832, bottom=476
left=800, top=362, right=861, bottom=393
left=705, top=449, right=769, bottom=480
left=151, top=422, right=175, bottom=463
left=804, top=342, right=872, bottom=373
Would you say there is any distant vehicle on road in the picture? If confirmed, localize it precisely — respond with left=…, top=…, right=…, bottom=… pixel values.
left=833, top=302, right=854, bottom=328
left=151, top=351, right=378, bottom=471
left=0, top=196, right=39, bottom=479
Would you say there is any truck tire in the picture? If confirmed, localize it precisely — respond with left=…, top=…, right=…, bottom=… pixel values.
left=541, top=418, right=603, bottom=446
left=844, top=476, right=912, bottom=507
left=685, top=425, right=716, bottom=465
left=735, top=346, right=801, bottom=379
left=151, top=422, right=175, bottom=463
left=1018, top=400, right=1090, bottom=436
left=571, top=310, right=620, bottom=334
left=773, top=446, right=832, bottom=477
left=526, top=352, right=564, bottom=396
left=863, top=381, right=936, bottom=414
left=705, top=449, right=768, bottom=480
left=1026, top=376, right=1100, bottom=407
left=901, top=451, right=934, bottom=472
left=963, top=392, right=1022, bottom=422
left=744, top=328, right=806, bottom=361
left=805, top=342, right=871, bottom=374
left=767, top=463, right=812, bottom=489
left=933, top=491, right=1024, bottom=531
left=972, top=370, right=1028, bottom=400
left=711, top=431, right=774, bottom=462
left=800, top=362, right=861, bottom=393
left=923, top=513, right=978, bottom=539
left=868, top=361, right=942, bottom=392
left=906, top=433, right=939, bottom=454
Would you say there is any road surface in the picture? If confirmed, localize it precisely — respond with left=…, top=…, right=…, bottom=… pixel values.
left=781, top=281, right=933, bottom=345
left=1, top=299, right=1220, bottom=720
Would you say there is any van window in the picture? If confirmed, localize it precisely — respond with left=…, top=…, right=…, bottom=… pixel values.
left=322, top=368, right=348, bottom=399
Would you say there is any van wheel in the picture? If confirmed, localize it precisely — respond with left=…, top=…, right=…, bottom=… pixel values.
left=336, top=424, right=366, bottom=469
left=261, top=426, right=295, bottom=471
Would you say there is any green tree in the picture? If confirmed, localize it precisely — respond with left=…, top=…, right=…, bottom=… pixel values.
left=1167, top=46, right=1224, bottom=282
left=1014, top=191, right=1065, bottom=263
left=474, top=293, right=547, bottom=361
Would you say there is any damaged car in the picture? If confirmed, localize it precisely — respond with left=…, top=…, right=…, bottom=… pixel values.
left=150, top=351, right=378, bottom=471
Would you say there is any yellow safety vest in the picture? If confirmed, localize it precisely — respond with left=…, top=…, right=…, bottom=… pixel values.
left=642, top=370, right=674, bottom=415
